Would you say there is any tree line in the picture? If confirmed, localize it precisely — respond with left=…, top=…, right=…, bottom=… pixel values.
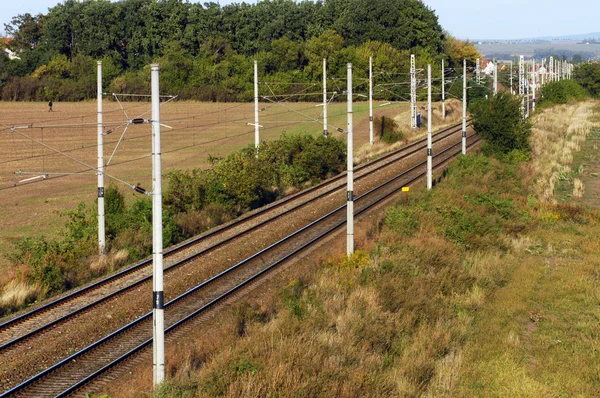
left=0, top=0, right=479, bottom=102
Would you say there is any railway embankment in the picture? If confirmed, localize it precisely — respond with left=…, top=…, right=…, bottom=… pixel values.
left=101, top=101, right=600, bottom=397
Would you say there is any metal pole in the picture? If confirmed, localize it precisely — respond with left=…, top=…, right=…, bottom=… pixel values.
left=531, top=59, right=536, bottom=112
left=254, top=60, right=259, bottom=152
left=519, top=55, right=525, bottom=118
left=526, top=69, right=530, bottom=118
left=97, top=61, right=105, bottom=255
left=369, top=56, right=374, bottom=144
left=151, top=63, right=165, bottom=387
left=427, top=64, right=432, bottom=190
left=559, top=60, right=565, bottom=80
left=510, top=60, right=513, bottom=95
left=441, top=58, right=446, bottom=119
left=493, top=58, right=498, bottom=95
left=346, top=63, right=354, bottom=256
left=323, top=58, right=328, bottom=138
left=476, top=58, right=481, bottom=85
left=410, top=54, right=417, bottom=128
left=462, top=59, right=467, bottom=155
left=542, top=58, right=545, bottom=86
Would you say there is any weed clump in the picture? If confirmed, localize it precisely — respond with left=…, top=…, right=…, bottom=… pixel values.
left=374, top=115, right=406, bottom=144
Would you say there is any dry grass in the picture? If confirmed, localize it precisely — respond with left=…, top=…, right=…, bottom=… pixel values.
left=89, top=249, right=129, bottom=275
left=573, top=178, right=585, bottom=198
left=527, top=100, right=600, bottom=201
left=455, top=214, right=600, bottom=397
left=0, top=280, right=44, bottom=314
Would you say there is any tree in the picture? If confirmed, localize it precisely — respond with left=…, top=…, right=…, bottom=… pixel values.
left=326, top=0, right=444, bottom=54
left=265, top=36, right=304, bottom=72
left=443, top=35, right=481, bottom=67
left=0, top=0, right=451, bottom=102
left=4, top=13, right=44, bottom=52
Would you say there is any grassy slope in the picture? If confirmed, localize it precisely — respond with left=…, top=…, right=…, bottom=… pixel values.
left=456, top=103, right=600, bottom=397
left=101, top=101, right=600, bottom=397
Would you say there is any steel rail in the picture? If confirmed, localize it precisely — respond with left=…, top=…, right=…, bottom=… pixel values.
left=2, top=133, right=480, bottom=397
left=0, top=121, right=468, bottom=354
left=0, top=120, right=470, bottom=338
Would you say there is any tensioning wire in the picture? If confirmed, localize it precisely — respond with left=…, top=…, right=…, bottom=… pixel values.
left=10, top=129, right=142, bottom=191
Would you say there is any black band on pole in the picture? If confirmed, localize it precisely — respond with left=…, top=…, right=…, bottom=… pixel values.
left=427, top=148, right=432, bottom=156
left=153, top=291, right=164, bottom=309
left=98, top=187, right=104, bottom=198
left=462, top=130, right=467, bottom=138
left=347, top=190, right=354, bottom=201
left=324, top=129, right=329, bottom=136
left=369, top=116, right=373, bottom=122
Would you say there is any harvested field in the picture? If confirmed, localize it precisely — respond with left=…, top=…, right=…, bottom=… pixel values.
left=0, top=98, right=455, bottom=273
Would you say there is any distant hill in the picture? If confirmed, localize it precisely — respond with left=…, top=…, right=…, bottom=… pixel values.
left=536, top=32, right=600, bottom=41
left=474, top=32, right=600, bottom=43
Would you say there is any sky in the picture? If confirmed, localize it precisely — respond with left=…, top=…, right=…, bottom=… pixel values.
left=1, top=0, right=599, bottom=40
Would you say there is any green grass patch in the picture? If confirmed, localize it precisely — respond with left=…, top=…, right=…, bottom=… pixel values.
left=555, top=128, right=600, bottom=203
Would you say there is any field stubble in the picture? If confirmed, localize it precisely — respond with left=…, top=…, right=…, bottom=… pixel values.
left=0, top=99, right=456, bottom=288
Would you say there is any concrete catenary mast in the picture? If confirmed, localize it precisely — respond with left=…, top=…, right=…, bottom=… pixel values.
left=427, top=64, right=432, bottom=190
left=323, top=58, right=328, bottom=138
left=97, top=61, right=105, bottom=255
left=151, top=64, right=165, bottom=387
left=346, top=63, right=354, bottom=256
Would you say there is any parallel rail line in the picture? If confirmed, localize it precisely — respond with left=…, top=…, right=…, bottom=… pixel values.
left=0, top=121, right=476, bottom=397
left=0, top=120, right=470, bottom=351
left=6, top=133, right=481, bottom=397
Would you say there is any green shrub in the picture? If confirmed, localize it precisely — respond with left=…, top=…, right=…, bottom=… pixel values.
left=374, top=116, right=405, bottom=144
left=469, top=92, right=532, bottom=155
left=280, top=279, right=307, bottom=320
left=573, top=62, right=600, bottom=97
left=6, top=236, right=64, bottom=292
left=540, top=80, right=588, bottom=105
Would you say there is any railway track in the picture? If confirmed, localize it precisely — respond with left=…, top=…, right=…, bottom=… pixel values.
left=0, top=120, right=470, bottom=349
left=0, top=121, right=477, bottom=397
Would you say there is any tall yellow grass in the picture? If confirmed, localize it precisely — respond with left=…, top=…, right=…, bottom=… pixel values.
left=0, top=280, right=44, bottom=312
left=528, top=101, right=600, bottom=200
left=89, top=249, right=129, bottom=276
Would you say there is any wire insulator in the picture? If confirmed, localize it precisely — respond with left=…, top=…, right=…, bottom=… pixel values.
left=131, top=118, right=145, bottom=124
left=133, top=185, right=147, bottom=194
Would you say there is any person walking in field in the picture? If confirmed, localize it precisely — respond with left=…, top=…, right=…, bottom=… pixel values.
left=48, top=100, right=53, bottom=112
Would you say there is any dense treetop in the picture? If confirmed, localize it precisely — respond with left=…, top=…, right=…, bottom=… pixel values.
left=0, top=0, right=479, bottom=101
